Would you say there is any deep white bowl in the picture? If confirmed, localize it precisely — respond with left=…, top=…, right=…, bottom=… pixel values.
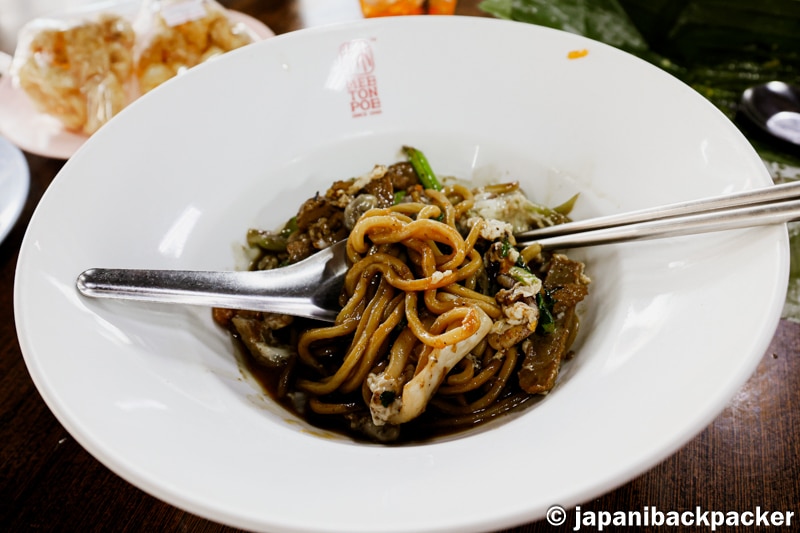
left=14, top=16, right=788, bottom=533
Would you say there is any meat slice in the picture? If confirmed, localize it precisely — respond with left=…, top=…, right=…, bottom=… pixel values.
left=518, top=254, right=589, bottom=394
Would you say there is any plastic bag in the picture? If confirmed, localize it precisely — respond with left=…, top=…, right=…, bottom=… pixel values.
left=11, top=13, right=136, bottom=135
left=134, top=0, right=256, bottom=94
left=9, top=0, right=257, bottom=136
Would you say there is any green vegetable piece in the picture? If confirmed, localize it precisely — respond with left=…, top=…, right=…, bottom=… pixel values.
left=280, top=217, right=298, bottom=239
left=393, top=190, right=407, bottom=204
left=553, top=193, right=579, bottom=216
left=536, top=291, right=556, bottom=335
left=501, top=238, right=513, bottom=258
left=525, top=200, right=572, bottom=225
left=246, top=228, right=287, bottom=252
left=403, top=146, right=442, bottom=191
left=247, top=217, right=298, bottom=252
left=509, top=265, right=539, bottom=286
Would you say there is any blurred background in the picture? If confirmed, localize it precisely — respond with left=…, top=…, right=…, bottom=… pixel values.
left=0, top=0, right=366, bottom=53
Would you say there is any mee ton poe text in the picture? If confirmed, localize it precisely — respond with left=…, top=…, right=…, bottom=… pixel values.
left=348, top=75, right=382, bottom=117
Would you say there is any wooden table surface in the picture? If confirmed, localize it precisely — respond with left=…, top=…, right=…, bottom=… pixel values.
left=2, top=1, right=799, bottom=531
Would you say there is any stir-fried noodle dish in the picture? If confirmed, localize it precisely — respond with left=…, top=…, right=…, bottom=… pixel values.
left=213, top=147, right=590, bottom=443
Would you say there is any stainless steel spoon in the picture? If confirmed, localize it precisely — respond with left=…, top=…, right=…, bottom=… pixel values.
left=78, top=236, right=349, bottom=322
left=76, top=181, right=800, bottom=322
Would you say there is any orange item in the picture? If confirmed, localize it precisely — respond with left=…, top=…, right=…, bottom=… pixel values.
left=428, top=0, right=457, bottom=14
left=359, top=0, right=457, bottom=17
left=567, top=49, right=589, bottom=59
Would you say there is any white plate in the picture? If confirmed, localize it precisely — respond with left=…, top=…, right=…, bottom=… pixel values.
left=0, top=134, right=29, bottom=243
left=14, top=17, right=788, bottom=533
left=0, top=5, right=273, bottom=160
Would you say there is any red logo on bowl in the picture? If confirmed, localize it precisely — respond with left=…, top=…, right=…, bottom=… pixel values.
left=336, top=39, right=382, bottom=118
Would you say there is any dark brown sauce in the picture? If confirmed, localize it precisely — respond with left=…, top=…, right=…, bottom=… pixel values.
left=230, top=324, right=538, bottom=444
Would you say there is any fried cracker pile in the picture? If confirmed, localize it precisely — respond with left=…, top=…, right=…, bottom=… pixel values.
left=137, top=6, right=253, bottom=94
left=14, top=1, right=254, bottom=135
left=16, top=14, right=135, bottom=135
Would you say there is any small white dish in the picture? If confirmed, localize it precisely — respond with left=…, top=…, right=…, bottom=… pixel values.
left=0, top=134, right=29, bottom=244
left=14, top=16, right=788, bottom=533
left=0, top=5, right=273, bottom=159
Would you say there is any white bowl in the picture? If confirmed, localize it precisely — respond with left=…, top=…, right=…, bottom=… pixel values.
left=14, top=16, right=788, bottom=533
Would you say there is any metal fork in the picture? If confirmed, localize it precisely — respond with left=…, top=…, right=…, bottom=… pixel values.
left=76, top=181, right=800, bottom=322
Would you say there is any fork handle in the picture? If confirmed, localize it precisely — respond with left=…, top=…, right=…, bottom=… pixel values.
left=523, top=198, right=800, bottom=250
left=517, top=180, right=800, bottom=240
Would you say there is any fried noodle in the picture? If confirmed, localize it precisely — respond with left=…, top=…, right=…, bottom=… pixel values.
left=213, top=149, right=590, bottom=443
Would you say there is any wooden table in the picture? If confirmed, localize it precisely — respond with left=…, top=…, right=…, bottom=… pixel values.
left=2, top=1, right=798, bottom=531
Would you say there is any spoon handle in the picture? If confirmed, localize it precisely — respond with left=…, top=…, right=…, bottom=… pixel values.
left=75, top=268, right=326, bottom=321
left=76, top=241, right=348, bottom=322
left=521, top=197, right=800, bottom=250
